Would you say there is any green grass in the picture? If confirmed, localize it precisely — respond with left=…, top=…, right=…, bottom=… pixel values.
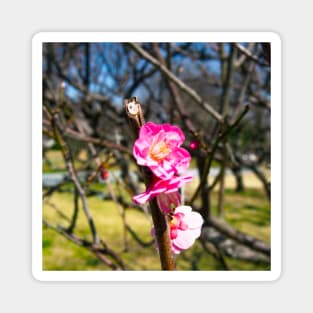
left=211, top=189, right=270, bottom=244
left=43, top=183, right=270, bottom=271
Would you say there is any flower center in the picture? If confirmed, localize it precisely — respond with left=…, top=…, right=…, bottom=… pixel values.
left=149, top=141, right=171, bottom=161
left=170, top=217, right=178, bottom=239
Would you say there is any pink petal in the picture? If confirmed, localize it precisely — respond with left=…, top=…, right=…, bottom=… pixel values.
left=140, top=122, right=163, bottom=137
left=167, top=176, right=190, bottom=189
left=133, top=142, right=149, bottom=165
left=162, top=124, right=185, bottom=145
left=148, top=183, right=168, bottom=195
left=132, top=191, right=152, bottom=204
left=172, top=229, right=196, bottom=250
left=185, top=211, right=204, bottom=229
left=150, top=164, right=175, bottom=179
left=175, top=205, right=192, bottom=215
left=134, top=122, right=190, bottom=179
left=187, top=227, right=202, bottom=239
left=167, top=147, right=191, bottom=174
left=171, top=243, right=182, bottom=254
left=132, top=176, right=192, bottom=205
left=170, top=227, right=178, bottom=240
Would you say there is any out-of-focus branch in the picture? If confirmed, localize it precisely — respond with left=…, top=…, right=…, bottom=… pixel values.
left=236, top=155, right=271, bottom=201
left=208, top=215, right=270, bottom=256
left=200, top=238, right=230, bottom=270
left=261, top=43, right=271, bottom=65
left=66, top=187, right=79, bottom=233
left=189, top=105, right=250, bottom=205
left=43, top=117, right=132, bottom=156
left=217, top=44, right=237, bottom=217
left=232, top=60, right=256, bottom=120
left=220, top=43, right=237, bottom=116
left=235, top=43, right=256, bottom=68
left=43, top=220, right=126, bottom=270
left=235, top=43, right=270, bottom=67
left=127, top=43, right=224, bottom=124
left=46, top=101, right=100, bottom=245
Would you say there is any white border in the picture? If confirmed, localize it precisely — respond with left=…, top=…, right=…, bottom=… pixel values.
left=32, top=32, right=281, bottom=281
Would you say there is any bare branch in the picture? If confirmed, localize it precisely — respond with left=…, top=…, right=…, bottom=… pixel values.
left=235, top=43, right=269, bottom=67
left=126, top=43, right=224, bottom=124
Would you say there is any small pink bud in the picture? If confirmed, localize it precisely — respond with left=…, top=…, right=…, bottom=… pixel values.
left=189, top=140, right=199, bottom=150
left=99, top=164, right=110, bottom=181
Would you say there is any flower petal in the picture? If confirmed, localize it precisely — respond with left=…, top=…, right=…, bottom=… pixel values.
left=132, top=191, right=152, bottom=204
left=185, top=211, right=204, bottom=229
left=167, top=147, right=191, bottom=173
left=133, top=122, right=190, bottom=179
left=162, top=124, right=185, bottom=145
left=132, top=176, right=192, bottom=205
left=172, top=229, right=196, bottom=250
left=175, top=205, right=192, bottom=215
left=171, top=243, right=182, bottom=254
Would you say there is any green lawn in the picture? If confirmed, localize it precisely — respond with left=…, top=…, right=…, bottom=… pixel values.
left=43, top=184, right=270, bottom=271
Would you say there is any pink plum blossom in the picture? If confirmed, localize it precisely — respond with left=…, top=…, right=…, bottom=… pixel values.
left=133, top=122, right=191, bottom=179
left=169, top=206, right=203, bottom=254
left=132, top=175, right=192, bottom=205
left=152, top=205, right=203, bottom=254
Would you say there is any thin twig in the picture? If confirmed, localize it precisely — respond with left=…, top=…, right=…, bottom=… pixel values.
left=235, top=43, right=269, bottom=67
left=189, top=105, right=250, bottom=205
left=45, top=100, right=100, bottom=245
left=127, top=43, right=224, bottom=124
left=43, top=219, right=126, bottom=270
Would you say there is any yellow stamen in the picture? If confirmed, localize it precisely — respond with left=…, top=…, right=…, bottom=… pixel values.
left=149, top=141, right=171, bottom=161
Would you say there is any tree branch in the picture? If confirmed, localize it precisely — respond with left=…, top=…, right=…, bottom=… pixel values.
left=124, top=97, right=176, bottom=270
left=127, top=43, right=224, bottom=124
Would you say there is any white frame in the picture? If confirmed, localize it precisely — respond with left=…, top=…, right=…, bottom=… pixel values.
left=32, top=32, right=281, bottom=281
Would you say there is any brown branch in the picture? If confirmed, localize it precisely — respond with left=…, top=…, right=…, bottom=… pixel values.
left=124, top=97, right=176, bottom=270
left=200, top=238, right=230, bottom=270
left=151, top=43, right=198, bottom=135
left=235, top=43, right=270, bottom=67
left=125, top=223, right=154, bottom=247
left=209, top=215, right=271, bottom=256
left=232, top=60, right=256, bottom=120
left=64, top=127, right=132, bottom=155
left=43, top=114, right=132, bottom=156
left=66, top=187, right=79, bottom=233
left=217, top=44, right=237, bottom=217
left=189, top=104, right=250, bottom=205
left=235, top=43, right=256, bottom=68
left=220, top=43, right=237, bottom=116
left=47, top=102, right=100, bottom=245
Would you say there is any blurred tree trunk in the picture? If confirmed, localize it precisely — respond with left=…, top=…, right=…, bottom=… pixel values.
left=197, top=155, right=211, bottom=223
left=217, top=146, right=226, bottom=217
left=231, top=165, right=244, bottom=192
left=217, top=44, right=237, bottom=217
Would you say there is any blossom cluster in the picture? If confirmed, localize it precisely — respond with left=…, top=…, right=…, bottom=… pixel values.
left=132, top=122, right=203, bottom=254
